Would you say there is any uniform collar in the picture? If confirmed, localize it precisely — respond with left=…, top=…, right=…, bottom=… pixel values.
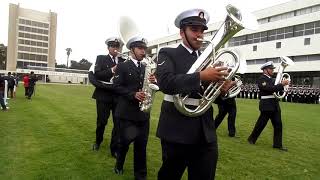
left=263, top=73, right=271, bottom=78
left=181, top=42, right=199, bottom=57
left=108, top=54, right=118, bottom=63
left=130, top=58, right=141, bottom=67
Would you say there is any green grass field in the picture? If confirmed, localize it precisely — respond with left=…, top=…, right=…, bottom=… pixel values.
left=0, top=84, right=319, bottom=180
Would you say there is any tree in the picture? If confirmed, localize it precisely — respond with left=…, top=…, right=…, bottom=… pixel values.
left=0, top=44, right=7, bottom=70
left=65, top=48, right=72, bottom=68
left=55, top=63, right=67, bottom=69
left=70, top=58, right=92, bottom=70
left=70, top=60, right=79, bottom=69
left=78, top=58, right=92, bottom=70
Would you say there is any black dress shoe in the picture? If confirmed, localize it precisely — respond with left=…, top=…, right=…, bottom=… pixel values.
left=114, top=166, right=123, bottom=175
left=247, top=138, right=255, bottom=144
left=111, top=151, right=117, bottom=158
left=92, top=143, right=100, bottom=151
left=273, top=146, right=288, bottom=152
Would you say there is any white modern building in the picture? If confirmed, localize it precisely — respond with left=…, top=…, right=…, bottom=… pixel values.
left=148, top=0, right=320, bottom=87
left=7, top=3, right=57, bottom=72
left=4, top=3, right=88, bottom=84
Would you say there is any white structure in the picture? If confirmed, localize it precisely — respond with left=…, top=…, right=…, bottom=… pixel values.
left=148, top=0, right=320, bottom=87
left=17, top=66, right=89, bottom=84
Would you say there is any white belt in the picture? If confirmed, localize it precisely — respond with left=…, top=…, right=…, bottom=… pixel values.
left=98, top=80, right=113, bottom=85
left=164, top=94, right=200, bottom=106
left=261, top=95, right=275, bottom=99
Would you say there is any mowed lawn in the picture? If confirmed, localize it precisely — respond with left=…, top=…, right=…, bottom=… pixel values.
left=0, top=84, right=319, bottom=180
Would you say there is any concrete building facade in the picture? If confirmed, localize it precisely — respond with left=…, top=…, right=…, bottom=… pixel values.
left=6, top=3, right=57, bottom=72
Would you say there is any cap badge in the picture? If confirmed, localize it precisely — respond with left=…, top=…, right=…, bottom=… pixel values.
left=262, top=82, right=267, bottom=86
left=199, top=12, right=204, bottom=19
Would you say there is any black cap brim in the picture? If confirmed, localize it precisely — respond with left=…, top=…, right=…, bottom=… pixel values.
left=180, top=17, right=208, bottom=30
left=262, top=65, right=276, bottom=70
left=130, top=41, right=147, bottom=49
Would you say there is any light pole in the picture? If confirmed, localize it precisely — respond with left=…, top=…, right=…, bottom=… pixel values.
left=65, top=48, right=72, bottom=68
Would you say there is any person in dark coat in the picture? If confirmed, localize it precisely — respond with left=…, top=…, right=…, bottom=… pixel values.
left=27, top=71, right=38, bottom=99
left=5, top=72, right=15, bottom=98
left=113, top=36, right=156, bottom=180
left=155, top=8, right=233, bottom=180
left=247, top=61, right=289, bottom=151
left=90, top=37, right=126, bottom=158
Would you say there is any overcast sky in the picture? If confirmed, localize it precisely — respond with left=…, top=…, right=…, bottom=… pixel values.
left=0, top=0, right=292, bottom=65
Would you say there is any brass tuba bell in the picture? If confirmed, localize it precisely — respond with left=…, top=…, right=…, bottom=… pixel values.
left=273, top=56, right=294, bottom=99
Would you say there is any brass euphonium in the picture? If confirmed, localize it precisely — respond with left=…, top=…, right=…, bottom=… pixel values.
left=224, top=52, right=247, bottom=99
left=140, top=55, right=159, bottom=112
left=273, top=56, right=294, bottom=99
left=173, top=4, right=258, bottom=117
left=224, top=75, right=243, bottom=98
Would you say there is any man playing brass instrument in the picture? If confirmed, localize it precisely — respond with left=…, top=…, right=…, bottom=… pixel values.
left=248, top=61, right=289, bottom=151
left=113, top=36, right=156, bottom=179
left=90, top=37, right=126, bottom=158
left=155, top=9, right=233, bottom=180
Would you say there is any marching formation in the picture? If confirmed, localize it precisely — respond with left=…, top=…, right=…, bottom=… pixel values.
left=239, top=84, right=320, bottom=104
left=88, top=4, right=310, bottom=180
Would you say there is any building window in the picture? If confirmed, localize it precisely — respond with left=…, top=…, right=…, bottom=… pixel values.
left=305, top=22, right=315, bottom=35
left=285, top=27, right=294, bottom=38
left=253, top=33, right=261, bottom=43
left=260, top=32, right=268, bottom=42
left=294, top=24, right=304, bottom=37
left=253, top=45, right=257, bottom=51
left=16, top=61, right=23, bottom=68
left=246, top=34, right=253, bottom=44
left=256, top=59, right=267, bottom=64
left=268, top=30, right=276, bottom=41
left=308, top=54, right=320, bottom=61
left=304, top=38, right=311, bottom=45
left=276, top=42, right=281, bottom=48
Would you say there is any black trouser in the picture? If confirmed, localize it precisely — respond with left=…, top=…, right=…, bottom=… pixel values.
left=28, top=86, right=35, bottom=98
left=116, top=118, right=149, bottom=180
left=24, top=87, right=29, bottom=96
left=158, top=140, right=218, bottom=180
left=248, top=111, right=283, bottom=147
left=287, top=94, right=292, bottom=102
left=95, top=99, right=119, bottom=154
left=8, top=86, right=14, bottom=98
left=215, top=103, right=237, bottom=136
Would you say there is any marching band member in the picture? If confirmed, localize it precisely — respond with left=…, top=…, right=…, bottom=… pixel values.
left=155, top=8, right=232, bottom=180
left=247, top=61, right=289, bottom=151
left=91, top=37, right=125, bottom=158
left=113, top=36, right=156, bottom=180
left=214, top=95, right=237, bottom=137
